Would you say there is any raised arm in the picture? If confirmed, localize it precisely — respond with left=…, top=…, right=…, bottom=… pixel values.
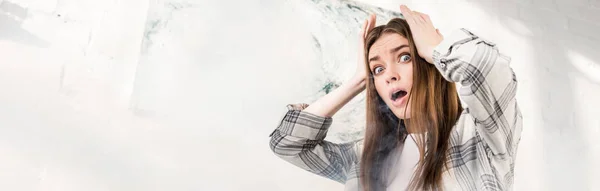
left=269, top=77, right=365, bottom=183
left=399, top=5, right=522, bottom=156
left=431, top=28, right=522, bottom=156
left=268, top=15, right=376, bottom=183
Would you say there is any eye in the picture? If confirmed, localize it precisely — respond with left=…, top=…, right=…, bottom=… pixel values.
left=399, top=54, right=411, bottom=63
left=373, top=66, right=384, bottom=75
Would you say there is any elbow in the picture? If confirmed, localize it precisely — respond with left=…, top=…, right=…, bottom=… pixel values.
left=268, top=128, right=282, bottom=153
left=269, top=129, right=301, bottom=157
left=268, top=133, right=280, bottom=155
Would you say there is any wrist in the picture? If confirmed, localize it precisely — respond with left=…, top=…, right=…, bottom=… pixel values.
left=349, top=75, right=366, bottom=92
left=422, top=46, right=436, bottom=64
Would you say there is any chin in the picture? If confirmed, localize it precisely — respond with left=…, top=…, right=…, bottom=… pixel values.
left=392, top=107, right=411, bottom=119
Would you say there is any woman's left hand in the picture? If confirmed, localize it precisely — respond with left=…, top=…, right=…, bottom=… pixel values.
left=399, top=5, right=443, bottom=64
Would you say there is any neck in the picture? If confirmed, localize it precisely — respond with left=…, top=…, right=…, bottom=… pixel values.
left=402, top=119, right=426, bottom=134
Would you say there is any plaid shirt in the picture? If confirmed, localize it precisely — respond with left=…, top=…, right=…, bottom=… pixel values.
left=269, top=28, right=523, bottom=191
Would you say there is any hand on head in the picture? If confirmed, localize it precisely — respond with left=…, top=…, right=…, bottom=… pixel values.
left=354, top=14, right=377, bottom=82
left=399, top=5, right=443, bottom=64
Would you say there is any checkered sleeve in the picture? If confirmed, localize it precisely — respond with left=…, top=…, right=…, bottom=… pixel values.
left=432, top=28, right=523, bottom=157
left=269, top=103, right=361, bottom=184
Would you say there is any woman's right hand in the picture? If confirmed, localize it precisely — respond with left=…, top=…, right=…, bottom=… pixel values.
left=354, top=14, right=377, bottom=85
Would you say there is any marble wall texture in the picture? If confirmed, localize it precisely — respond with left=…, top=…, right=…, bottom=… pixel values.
left=0, top=0, right=599, bottom=190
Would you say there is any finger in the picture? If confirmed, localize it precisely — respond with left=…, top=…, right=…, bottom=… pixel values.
left=400, top=5, right=413, bottom=14
left=404, top=14, right=416, bottom=26
left=413, top=11, right=426, bottom=23
left=364, top=17, right=371, bottom=39
left=402, top=5, right=420, bottom=26
left=419, top=13, right=434, bottom=28
left=422, top=13, right=431, bottom=23
left=368, top=14, right=376, bottom=31
left=400, top=5, right=411, bottom=18
left=360, top=18, right=368, bottom=37
left=400, top=5, right=410, bottom=18
left=400, top=5, right=416, bottom=25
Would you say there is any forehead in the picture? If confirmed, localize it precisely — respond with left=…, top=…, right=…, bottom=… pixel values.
left=368, top=33, right=409, bottom=57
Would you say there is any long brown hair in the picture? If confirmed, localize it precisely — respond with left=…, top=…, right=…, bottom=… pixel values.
left=359, top=18, right=463, bottom=191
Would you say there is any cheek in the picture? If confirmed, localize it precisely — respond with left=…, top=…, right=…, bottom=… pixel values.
left=374, top=79, right=386, bottom=98
left=404, top=63, right=414, bottom=85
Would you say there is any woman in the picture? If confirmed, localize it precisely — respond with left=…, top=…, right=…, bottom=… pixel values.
left=269, top=5, right=522, bottom=191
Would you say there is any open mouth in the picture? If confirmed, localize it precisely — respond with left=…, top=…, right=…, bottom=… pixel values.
left=391, top=90, right=407, bottom=101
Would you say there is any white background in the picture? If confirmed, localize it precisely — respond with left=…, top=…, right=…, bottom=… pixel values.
left=1, top=0, right=599, bottom=190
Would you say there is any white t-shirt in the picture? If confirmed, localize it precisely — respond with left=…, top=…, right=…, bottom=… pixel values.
left=384, top=134, right=420, bottom=191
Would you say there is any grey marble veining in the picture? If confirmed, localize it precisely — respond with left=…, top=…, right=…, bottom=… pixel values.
left=131, top=0, right=407, bottom=143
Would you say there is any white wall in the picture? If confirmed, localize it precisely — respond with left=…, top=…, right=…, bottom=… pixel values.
left=0, top=0, right=599, bottom=190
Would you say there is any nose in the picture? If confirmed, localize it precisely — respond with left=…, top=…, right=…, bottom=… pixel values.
left=385, top=69, right=400, bottom=84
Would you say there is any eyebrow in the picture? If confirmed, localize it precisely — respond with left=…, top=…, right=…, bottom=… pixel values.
left=390, top=44, right=409, bottom=54
left=368, top=44, right=409, bottom=63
